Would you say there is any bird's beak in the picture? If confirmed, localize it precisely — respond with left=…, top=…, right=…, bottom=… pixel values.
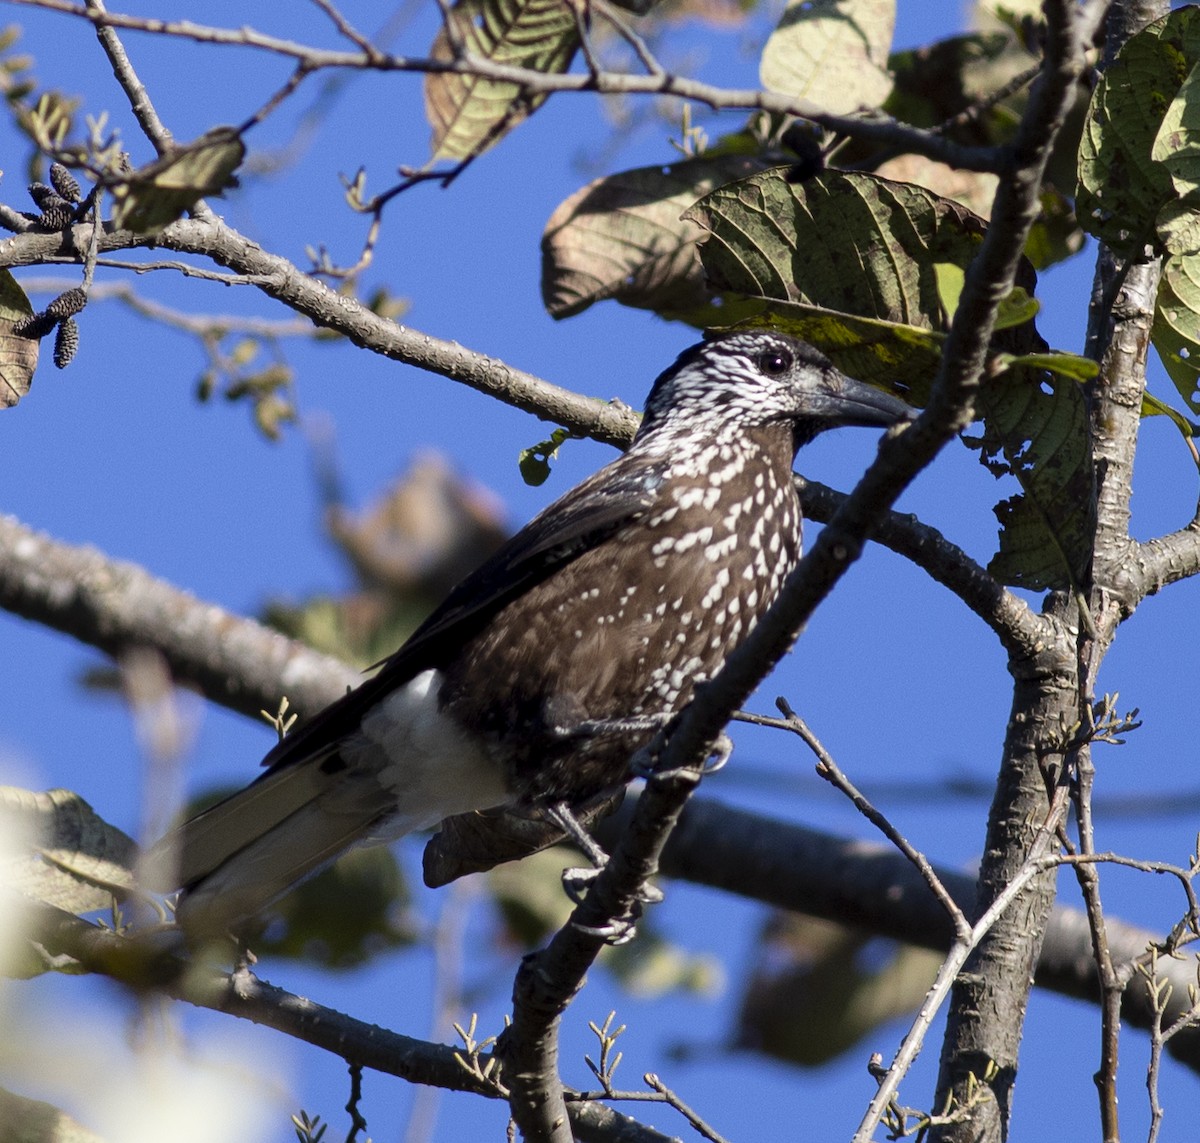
left=815, top=371, right=917, bottom=429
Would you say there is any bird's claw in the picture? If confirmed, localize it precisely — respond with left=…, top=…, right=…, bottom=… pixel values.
left=560, top=864, right=664, bottom=944
left=631, top=731, right=733, bottom=781
left=561, top=860, right=605, bottom=907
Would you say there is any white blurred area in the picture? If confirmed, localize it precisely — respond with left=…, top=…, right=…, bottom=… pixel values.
left=0, top=777, right=293, bottom=1143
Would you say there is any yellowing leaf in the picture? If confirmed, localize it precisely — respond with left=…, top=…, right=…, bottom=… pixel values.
left=933, top=262, right=964, bottom=324
left=424, top=0, right=579, bottom=161
left=760, top=0, right=895, bottom=113
left=110, top=128, right=244, bottom=234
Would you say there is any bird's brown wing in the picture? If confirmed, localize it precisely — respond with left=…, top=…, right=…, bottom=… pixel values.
left=256, top=455, right=665, bottom=774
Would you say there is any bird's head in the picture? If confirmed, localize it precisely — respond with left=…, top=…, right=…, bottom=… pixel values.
left=638, top=330, right=916, bottom=452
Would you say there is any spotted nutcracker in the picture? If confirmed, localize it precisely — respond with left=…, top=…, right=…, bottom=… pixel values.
left=148, top=330, right=915, bottom=930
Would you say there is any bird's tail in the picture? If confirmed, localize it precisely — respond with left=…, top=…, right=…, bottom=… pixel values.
left=143, top=756, right=411, bottom=935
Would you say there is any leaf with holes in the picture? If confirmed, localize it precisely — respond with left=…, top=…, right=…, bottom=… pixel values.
left=974, top=368, right=1094, bottom=591
left=110, top=128, right=244, bottom=233
left=0, top=269, right=37, bottom=408
left=519, top=426, right=572, bottom=486
left=687, top=166, right=1093, bottom=589
left=1076, top=7, right=1200, bottom=257
left=425, top=0, right=579, bottom=161
left=541, top=154, right=773, bottom=325
left=760, top=0, right=895, bottom=113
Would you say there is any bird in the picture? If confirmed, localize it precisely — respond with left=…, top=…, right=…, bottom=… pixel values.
left=146, top=330, right=915, bottom=932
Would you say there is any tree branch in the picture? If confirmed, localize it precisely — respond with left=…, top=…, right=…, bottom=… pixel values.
left=5, top=510, right=1197, bottom=1075
left=0, top=513, right=358, bottom=722
left=1125, top=521, right=1200, bottom=600
left=601, top=792, right=1200, bottom=1078
left=86, top=0, right=175, bottom=156
left=25, top=901, right=675, bottom=1143
left=0, top=218, right=642, bottom=447
left=11, top=0, right=1007, bottom=173
left=796, top=476, right=1050, bottom=659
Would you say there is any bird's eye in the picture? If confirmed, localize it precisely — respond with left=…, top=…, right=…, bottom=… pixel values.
left=756, top=348, right=793, bottom=376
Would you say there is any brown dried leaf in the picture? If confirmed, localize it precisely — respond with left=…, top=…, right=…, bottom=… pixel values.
left=541, top=154, right=772, bottom=323
left=0, top=269, right=37, bottom=408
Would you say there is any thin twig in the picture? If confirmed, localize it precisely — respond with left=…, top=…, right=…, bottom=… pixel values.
left=773, top=699, right=971, bottom=943
left=852, top=830, right=1073, bottom=1143
left=592, top=0, right=664, bottom=77
left=86, top=0, right=175, bottom=155
left=308, top=0, right=383, bottom=61
left=11, top=0, right=1008, bottom=173
left=643, top=1073, right=731, bottom=1143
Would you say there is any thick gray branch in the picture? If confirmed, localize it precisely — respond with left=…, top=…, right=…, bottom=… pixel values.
left=597, top=796, right=1200, bottom=1073
left=2, top=513, right=1193, bottom=1076
left=0, top=513, right=358, bottom=721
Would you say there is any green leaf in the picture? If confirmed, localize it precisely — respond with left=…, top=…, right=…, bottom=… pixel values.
left=760, top=0, right=895, bottom=113
left=110, top=128, right=244, bottom=233
left=1154, top=193, right=1200, bottom=255
left=685, top=168, right=987, bottom=403
left=974, top=367, right=1094, bottom=592
left=424, top=0, right=579, bottom=161
left=933, top=262, right=964, bottom=323
left=541, top=155, right=773, bottom=324
left=998, top=351, right=1100, bottom=382
left=933, top=263, right=1036, bottom=331
left=519, top=426, right=572, bottom=485
left=0, top=268, right=37, bottom=408
left=993, top=286, right=1040, bottom=331
left=1076, top=7, right=1200, bottom=257
left=1152, top=57, right=1200, bottom=198
left=1142, top=390, right=1200, bottom=453
left=687, top=168, right=988, bottom=326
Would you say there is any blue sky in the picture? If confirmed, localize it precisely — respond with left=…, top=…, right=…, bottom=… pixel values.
left=2, top=2, right=1199, bottom=1140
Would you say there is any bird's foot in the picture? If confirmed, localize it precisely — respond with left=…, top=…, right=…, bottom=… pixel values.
left=631, top=731, right=733, bottom=781
left=561, top=863, right=664, bottom=945
left=546, top=800, right=663, bottom=944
